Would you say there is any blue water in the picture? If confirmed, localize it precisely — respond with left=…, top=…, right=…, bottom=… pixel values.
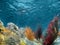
left=0, top=0, right=60, bottom=30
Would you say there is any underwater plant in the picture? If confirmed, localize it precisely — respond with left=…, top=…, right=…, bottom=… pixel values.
left=35, top=26, right=42, bottom=40
left=43, top=16, right=59, bottom=45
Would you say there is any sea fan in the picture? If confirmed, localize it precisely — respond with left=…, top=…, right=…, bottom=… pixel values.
left=43, top=16, right=59, bottom=45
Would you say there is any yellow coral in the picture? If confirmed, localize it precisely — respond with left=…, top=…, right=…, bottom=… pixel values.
left=0, top=21, right=11, bottom=34
left=20, top=39, right=26, bottom=45
left=0, top=21, right=18, bottom=45
left=0, top=33, right=6, bottom=45
left=25, top=27, right=35, bottom=41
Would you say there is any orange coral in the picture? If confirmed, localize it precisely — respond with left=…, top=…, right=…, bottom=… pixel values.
left=25, top=27, right=35, bottom=41
left=58, top=32, right=60, bottom=36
